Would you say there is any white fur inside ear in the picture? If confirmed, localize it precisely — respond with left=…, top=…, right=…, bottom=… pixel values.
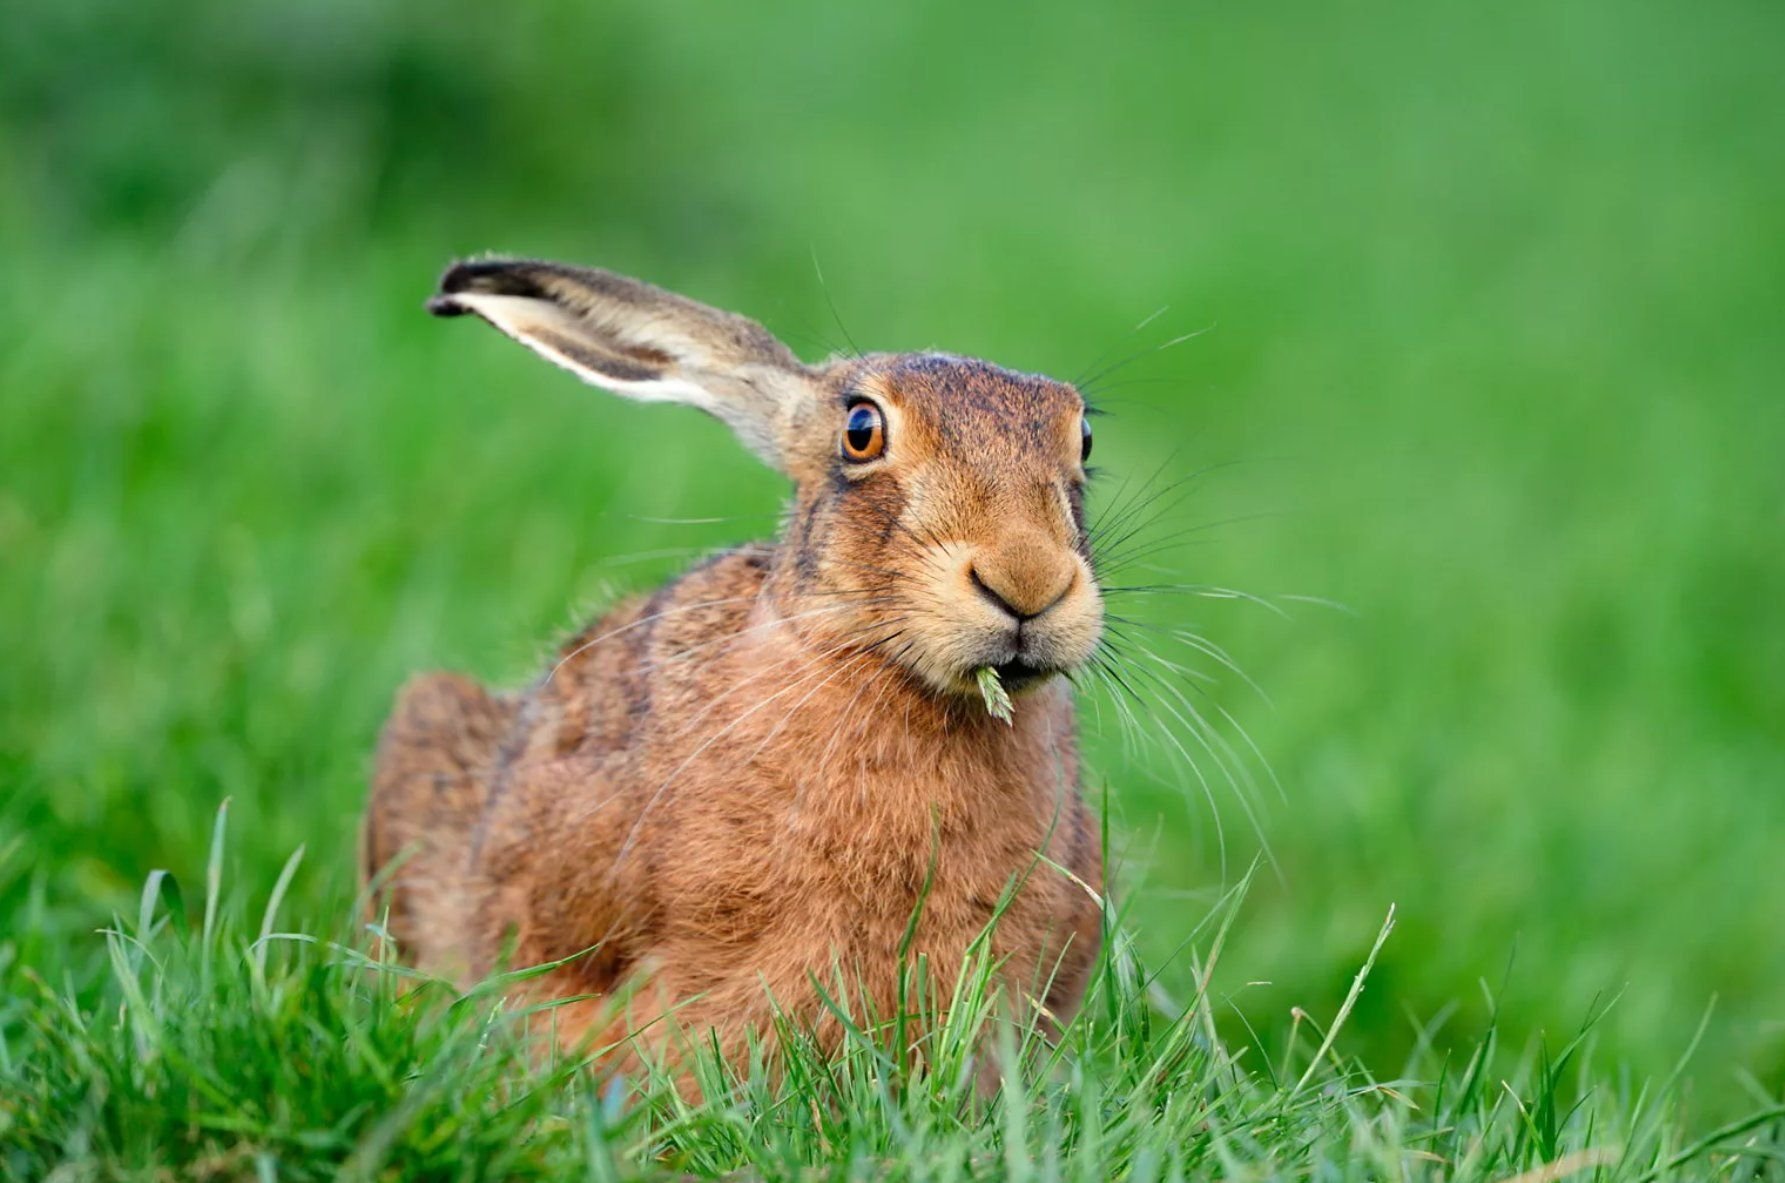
left=444, top=291, right=717, bottom=413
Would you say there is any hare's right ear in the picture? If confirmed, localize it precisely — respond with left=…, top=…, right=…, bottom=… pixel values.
left=428, top=258, right=822, bottom=472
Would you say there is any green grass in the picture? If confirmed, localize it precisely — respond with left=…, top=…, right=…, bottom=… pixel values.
left=5, top=812, right=1782, bottom=1180
left=4, top=0, right=1785, bottom=1175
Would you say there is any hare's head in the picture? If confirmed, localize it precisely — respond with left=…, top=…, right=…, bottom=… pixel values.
left=430, top=258, right=1103, bottom=700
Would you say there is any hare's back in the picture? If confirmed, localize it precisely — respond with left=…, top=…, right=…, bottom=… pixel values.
left=365, top=545, right=776, bottom=974
left=539, top=545, right=776, bottom=756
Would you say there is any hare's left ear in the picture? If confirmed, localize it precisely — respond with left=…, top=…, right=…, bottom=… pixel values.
left=428, top=257, right=822, bottom=472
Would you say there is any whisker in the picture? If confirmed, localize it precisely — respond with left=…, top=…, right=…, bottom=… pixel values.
left=625, top=513, right=779, bottom=527
left=810, top=246, right=863, bottom=359
left=1118, top=655, right=1280, bottom=878
left=1102, top=582, right=1293, bottom=620
left=1106, top=618, right=1274, bottom=707
left=1085, top=647, right=1232, bottom=883
left=1070, top=304, right=1171, bottom=390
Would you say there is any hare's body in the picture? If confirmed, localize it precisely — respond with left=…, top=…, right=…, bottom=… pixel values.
left=366, top=258, right=1107, bottom=1071
left=369, top=547, right=1100, bottom=1062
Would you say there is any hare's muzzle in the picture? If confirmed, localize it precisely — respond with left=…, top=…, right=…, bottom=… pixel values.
left=941, top=534, right=1103, bottom=693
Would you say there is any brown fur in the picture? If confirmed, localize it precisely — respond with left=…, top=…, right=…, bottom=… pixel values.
left=366, top=259, right=1106, bottom=1077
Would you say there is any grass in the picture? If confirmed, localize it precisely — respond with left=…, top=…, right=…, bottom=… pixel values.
left=3, top=0, right=1784, bottom=1174
left=5, top=810, right=1781, bottom=1181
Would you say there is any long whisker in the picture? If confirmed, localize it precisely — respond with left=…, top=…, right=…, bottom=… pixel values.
left=1088, top=642, right=1232, bottom=882
left=1105, top=616, right=1274, bottom=707
left=1093, top=512, right=1294, bottom=576
left=1117, top=652, right=1280, bottom=878
left=1102, top=582, right=1294, bottom=620
left=1070, top=304, right=1171, bottom=389
left=1077, top=321, right=1215, bottom=395
left=1123, top=626, right=1286, bottom=806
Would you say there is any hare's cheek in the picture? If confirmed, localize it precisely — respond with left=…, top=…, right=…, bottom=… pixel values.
left=888, top=622, right=983, bottom=695
left=1035, top=596, right=1106, bottom=670
left=909, top=619, right=978, bottom=670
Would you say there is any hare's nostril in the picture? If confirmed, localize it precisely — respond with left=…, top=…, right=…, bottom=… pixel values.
left=969, top=566, right=1020, bottom=620
left=969, top=564, right=1071, bottom=623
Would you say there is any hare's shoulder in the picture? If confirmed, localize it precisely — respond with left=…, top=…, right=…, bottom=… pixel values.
left=535, top=544, right=775, bottom=751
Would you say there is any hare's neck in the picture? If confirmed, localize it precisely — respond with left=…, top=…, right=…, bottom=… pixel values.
left=801, top=644, right=1079, bottom=816
left=738, top=593, right=1079, bottom=812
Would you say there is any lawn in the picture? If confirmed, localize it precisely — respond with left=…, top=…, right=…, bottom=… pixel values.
left=3, top=0, right=1783, bottom=1177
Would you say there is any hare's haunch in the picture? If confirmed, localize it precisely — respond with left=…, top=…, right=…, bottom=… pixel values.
left=365, top=258, right=1105, bottom=1073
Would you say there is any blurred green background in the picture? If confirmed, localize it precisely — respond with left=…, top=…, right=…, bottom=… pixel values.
left=3, top=0, right=1781, bottom=1110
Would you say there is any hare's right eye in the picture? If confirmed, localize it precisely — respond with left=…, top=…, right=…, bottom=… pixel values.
left=841, top=401, right=886, bottom=462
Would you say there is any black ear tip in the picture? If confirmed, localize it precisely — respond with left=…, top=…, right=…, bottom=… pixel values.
left=434, top=257, right=547, bottom=300
left=425, top=294, right=467, bottom=318
left=430, top=258, right=524, bottom=317
left=437, top=259, right=490, bottom=295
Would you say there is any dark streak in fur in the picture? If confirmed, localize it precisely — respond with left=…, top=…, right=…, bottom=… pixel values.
left=535, top=331, right=664, bottom=384
left=627, top=583, right=675, bottom=721
left=793, top=498, right=822, bottom=583
left=1067, top=482, right=1091, bottom=560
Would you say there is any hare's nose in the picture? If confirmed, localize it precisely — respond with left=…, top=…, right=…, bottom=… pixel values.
left=968, top=542, right=1078, bottom=622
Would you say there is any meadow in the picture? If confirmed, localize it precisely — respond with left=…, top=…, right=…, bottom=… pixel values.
left=2, top=0, right=1782, bottom=1176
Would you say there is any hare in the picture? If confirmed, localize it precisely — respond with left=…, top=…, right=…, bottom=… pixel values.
left=364, top=257, right=1106, bottom=1076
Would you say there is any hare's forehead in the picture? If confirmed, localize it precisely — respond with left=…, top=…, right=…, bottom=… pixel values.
left=853, top=354, right=1082, bottom=448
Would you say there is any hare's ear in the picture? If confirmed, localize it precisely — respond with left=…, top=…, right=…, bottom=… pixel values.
left=428, top=257, right=820, bottom=471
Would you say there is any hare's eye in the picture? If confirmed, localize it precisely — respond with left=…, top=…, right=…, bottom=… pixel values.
left=1080, top=416, right=1093, bottom=463
left=842, top=401, right=886, bottom=462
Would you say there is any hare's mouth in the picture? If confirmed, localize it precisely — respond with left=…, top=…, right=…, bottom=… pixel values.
left=990, top=658, right=1054, bottom=693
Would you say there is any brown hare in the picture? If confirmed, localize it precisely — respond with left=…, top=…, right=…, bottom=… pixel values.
left=364, top=257, right=1106, bottom=1077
